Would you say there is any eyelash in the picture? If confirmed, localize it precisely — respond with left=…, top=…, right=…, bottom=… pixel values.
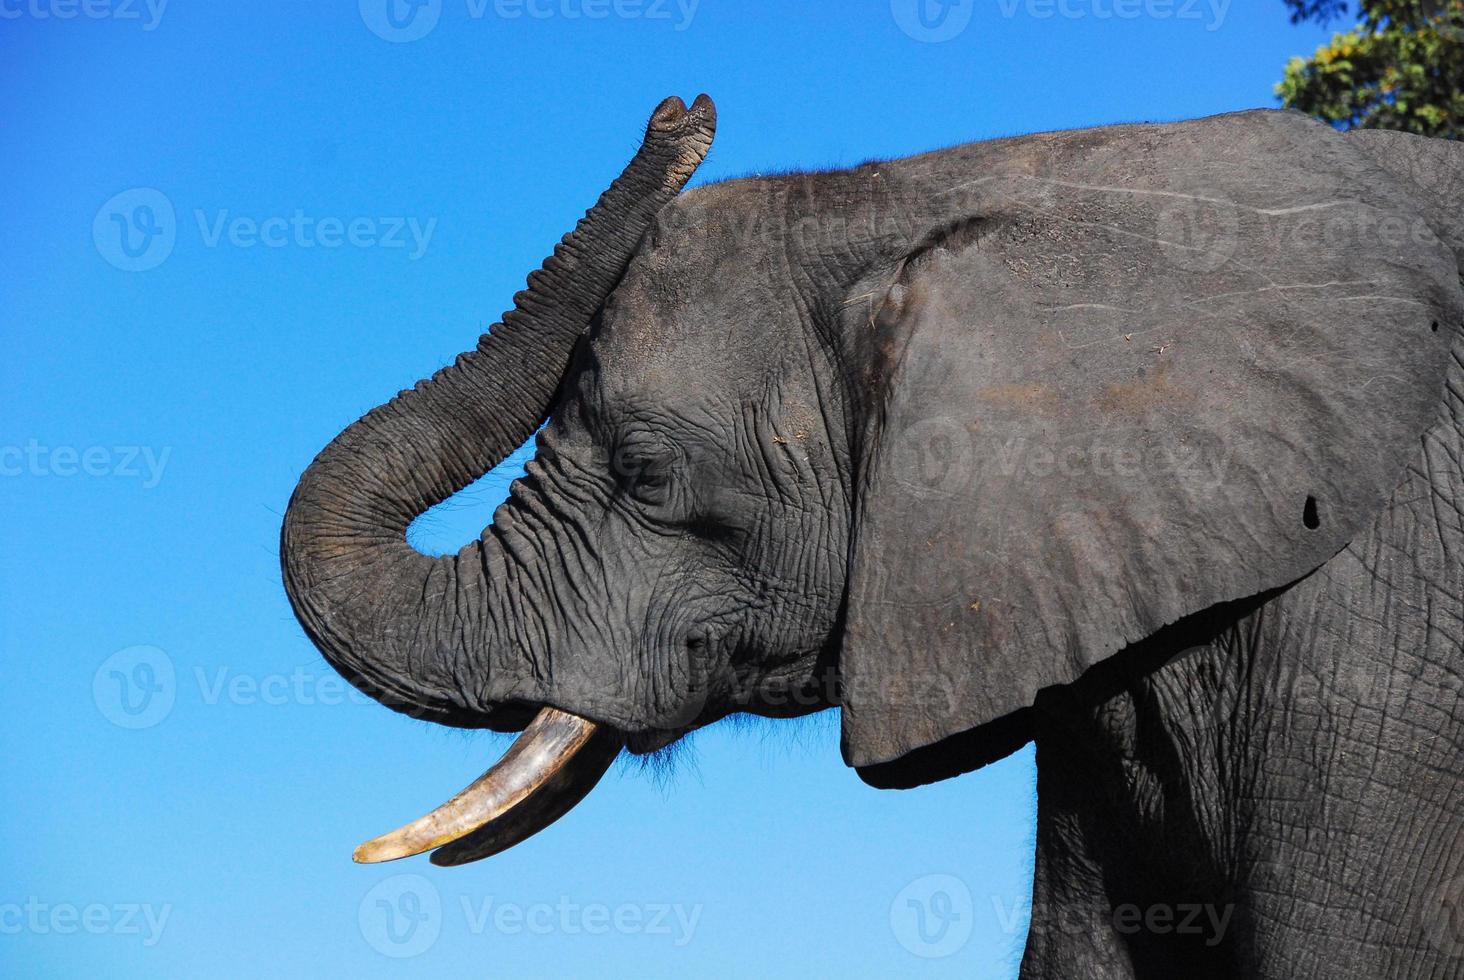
left=687, top=514, right=740, bottom=543
left=615, top=453, right=672, bottom=503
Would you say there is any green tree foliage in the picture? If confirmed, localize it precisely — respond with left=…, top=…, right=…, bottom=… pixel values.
left=1277, top=1, right=1464, bottom=138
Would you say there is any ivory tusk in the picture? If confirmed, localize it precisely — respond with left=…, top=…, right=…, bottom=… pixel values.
left=353, top=707, right=622, bottom=864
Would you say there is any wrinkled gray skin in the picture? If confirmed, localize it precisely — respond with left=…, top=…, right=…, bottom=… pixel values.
left=283, top=99, right=1464, bottom=978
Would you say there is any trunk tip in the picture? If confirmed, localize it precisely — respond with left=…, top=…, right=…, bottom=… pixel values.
left=648, top=93, right=716, bottom=135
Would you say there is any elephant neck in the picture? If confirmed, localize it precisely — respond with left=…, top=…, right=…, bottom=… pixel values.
left=761, top=162, right=986, bottom=482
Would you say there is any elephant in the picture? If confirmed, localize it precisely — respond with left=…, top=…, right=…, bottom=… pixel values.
left=281, top=94, right=1464, bottom=977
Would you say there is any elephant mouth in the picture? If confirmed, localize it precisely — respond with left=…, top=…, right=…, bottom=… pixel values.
left=352, top=707, right=624, bottom=867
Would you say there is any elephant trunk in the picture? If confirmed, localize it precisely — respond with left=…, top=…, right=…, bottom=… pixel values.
left=280, top=96, right=716, bottom=726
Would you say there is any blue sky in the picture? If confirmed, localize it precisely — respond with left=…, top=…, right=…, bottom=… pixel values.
left=3, top=3, right=1334, bottom=976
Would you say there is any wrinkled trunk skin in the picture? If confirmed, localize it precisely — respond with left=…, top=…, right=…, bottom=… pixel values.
left=1020, top=322, right=1464, bottom=979
left=280, top=97, right=714, bottom=728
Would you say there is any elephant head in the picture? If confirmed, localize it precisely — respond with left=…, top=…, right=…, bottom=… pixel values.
left=282, top=99, right=1462, bottom=864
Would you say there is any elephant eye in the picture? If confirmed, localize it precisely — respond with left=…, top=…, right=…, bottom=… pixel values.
left=612, top=438, right=678, bottom=506
left=626, top=462, right=673, bottom=506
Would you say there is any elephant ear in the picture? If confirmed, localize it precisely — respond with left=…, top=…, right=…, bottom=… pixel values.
left=838, top=110, right=1462, bottom=785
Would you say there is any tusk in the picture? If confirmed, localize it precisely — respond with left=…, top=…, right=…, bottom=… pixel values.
left=429, top=724, right=622, bottom=866
left=353, top=707, right=622, bottom=864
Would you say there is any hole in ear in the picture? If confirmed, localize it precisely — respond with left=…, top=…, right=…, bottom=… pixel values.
left=1303, top=495, right=1320, bottom=531
left=1431, top=321, right=1440, bottom=333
